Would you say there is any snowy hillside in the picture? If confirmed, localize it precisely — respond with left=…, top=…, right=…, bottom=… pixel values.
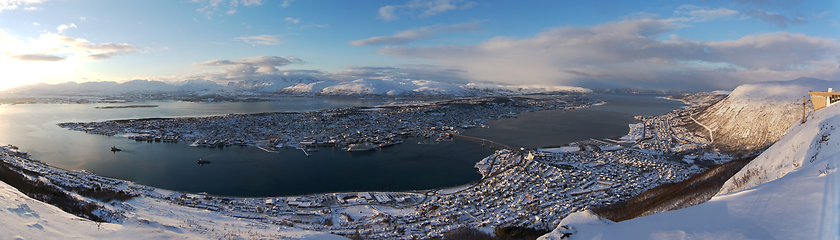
left=694, top=77, right=839, bottom=154
left=0, top=172, right=345, bottom=239
left=718, top=102, right=840, bottom=194
left=540, top=102, right=840, bottom=240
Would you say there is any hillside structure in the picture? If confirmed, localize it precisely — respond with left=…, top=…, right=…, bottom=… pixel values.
left=809, top=88, right=840, bottom=111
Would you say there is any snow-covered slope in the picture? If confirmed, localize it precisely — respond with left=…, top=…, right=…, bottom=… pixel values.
left=0, top=179, right=346, bottom=240
left=695, top=77, right=838, bottom=154
left=718, top=102, right=840, bottom=194
left=540, top=102, right=840, bottom=240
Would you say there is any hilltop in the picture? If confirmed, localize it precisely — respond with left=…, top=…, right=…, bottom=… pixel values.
left=693, top=77, right=839, bottom=155
left=540, top=78, right=840, bottom=239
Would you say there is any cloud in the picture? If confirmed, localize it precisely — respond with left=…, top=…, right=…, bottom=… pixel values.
left=2, top=31, right=141, bottom=62
left=378, top=0, right=475, bottom=20
left=10, top=53, right=64, bottom=61
left=56, top=23, right=76, bottom=33
left=193, top=56, right=304, bottom=76
left=236, top=34, right=285, bottom=45
left=0, top=0, right=47, bottom=12
left=744, top=9, right=806, bottom=28
left=328, top=65, right=470, bottom=83
left=284, top=17, right=299, bottom=24
left=348, top=22, right=481, bottom=46
left=192, top=0, right=262, bottom=18
left=280, top=0, right=293, bottom=7
left=672, top=5, right=739, bottom=22
left=241, top=0, right=261, bottom=6
left=374, top=18, right=840, bottom=90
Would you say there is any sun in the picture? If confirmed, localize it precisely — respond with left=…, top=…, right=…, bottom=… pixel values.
left=0, top=57, right=87, bottom=92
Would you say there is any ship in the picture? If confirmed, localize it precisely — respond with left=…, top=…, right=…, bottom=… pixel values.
left=378, top=140, right=404, bottom=148
left=197, top=157, right=211, bottom=165
left=110, top=146, right=121, bottom=152
left=344, top=143, right=376, bottom=152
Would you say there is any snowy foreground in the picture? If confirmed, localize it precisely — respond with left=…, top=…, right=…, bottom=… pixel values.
left=540, top=103, right=840, bottom=240
left=0, top=180, right=345, bottom=240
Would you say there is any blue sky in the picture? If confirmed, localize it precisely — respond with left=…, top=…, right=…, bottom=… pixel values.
left=0, top=0, right=838, bottom=91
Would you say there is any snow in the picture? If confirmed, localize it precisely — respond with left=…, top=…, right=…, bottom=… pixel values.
left=718, top=102, right=840, bottom=194
left=436, top=184, right=472, bottom=194
left=695, top=77, right=839, bottom=153
left=540, top=96, right=840, bottom=240
left=619, top=123, right=644, bottom=142
left=0, top=179, right=346, bottom=239
left=5, top=77, right=592, bottom=97
left=538, top=147, right=581, bottom=153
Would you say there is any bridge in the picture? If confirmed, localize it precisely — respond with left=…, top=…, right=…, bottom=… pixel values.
left=451, top=134, right=523, bottom=155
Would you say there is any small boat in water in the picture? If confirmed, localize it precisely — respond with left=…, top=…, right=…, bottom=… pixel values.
left=110, top=146, right=121, bottom=152
left=344, top=143, right=376, bottom=152
left=197, top=157, right=211, bottom=165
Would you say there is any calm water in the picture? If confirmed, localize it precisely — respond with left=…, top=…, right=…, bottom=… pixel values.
left=462, top=93, right=687, bottom=148
left=0, top=94, right=684, bottom=197
left=0, top=99, right=492, bottom=197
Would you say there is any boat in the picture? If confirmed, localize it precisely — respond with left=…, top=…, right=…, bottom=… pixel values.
left=378, top=140, right=404, bottom=148
left=344, top=143, right=376, bottom=152
left=197, top=157, right=211, bottom=165
left=110, top=146, right=121, bottom=152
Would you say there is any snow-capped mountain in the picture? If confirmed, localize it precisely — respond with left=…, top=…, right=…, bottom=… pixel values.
left=540, top=98, right=840, bottom=240
left=694, top=77, right=839, bottom=154
left=226, top=77, right=321, bottom=92
left=4, top=77, right=592, bottom=97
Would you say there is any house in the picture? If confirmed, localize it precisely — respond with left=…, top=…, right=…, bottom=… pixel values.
left=810, top=88, right=840, bottom=111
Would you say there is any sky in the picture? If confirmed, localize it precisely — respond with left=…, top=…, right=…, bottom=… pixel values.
left=0, top=0, right=838, bottom=91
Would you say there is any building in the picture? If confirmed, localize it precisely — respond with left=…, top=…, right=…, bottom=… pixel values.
left=810, top=88, right=840, bottom=111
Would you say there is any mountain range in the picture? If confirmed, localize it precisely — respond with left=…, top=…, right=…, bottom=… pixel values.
left=3, top=78, right=592, bottom=97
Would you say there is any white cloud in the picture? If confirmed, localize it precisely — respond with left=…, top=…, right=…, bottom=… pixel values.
left=280, top=0, right=293, bottom=8
left=56, top=23, right=76, bottom=33
left=193, top=56, right=304, bottom=76
left=378, top=5, right=397, bottom=20
left=10, top=53, right=64, bottom=61
left=0, top=0, right=47, bottom=12
left=191, top=0, right=261, bottom=18
left=241, top=0, right=261, bottom=6
left=744, top=9, right=806, bottom=28
left=348, top=22, right=481, bottom=46
left=236, top=35, right=285, bottom=45
left=32, top=22, right=39, bottom=26
left=377, top=0, right=475, bottom=20
left=1, top=30, right=141, bottom=62
left=673, top=5, right=739, bottom=22
left=23, top=6, right=39, bottom=10
left=284, top=17, right=299, bottom=24
left=375, top=18, right=840, bottom=90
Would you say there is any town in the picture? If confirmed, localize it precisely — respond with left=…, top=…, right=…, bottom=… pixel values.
left=0, top=94, right=733, bottom=238
left=58, top=96, right=596, bottom=152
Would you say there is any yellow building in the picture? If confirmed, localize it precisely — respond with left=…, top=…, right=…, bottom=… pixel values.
left=809, top=88, right=840, bottom=111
